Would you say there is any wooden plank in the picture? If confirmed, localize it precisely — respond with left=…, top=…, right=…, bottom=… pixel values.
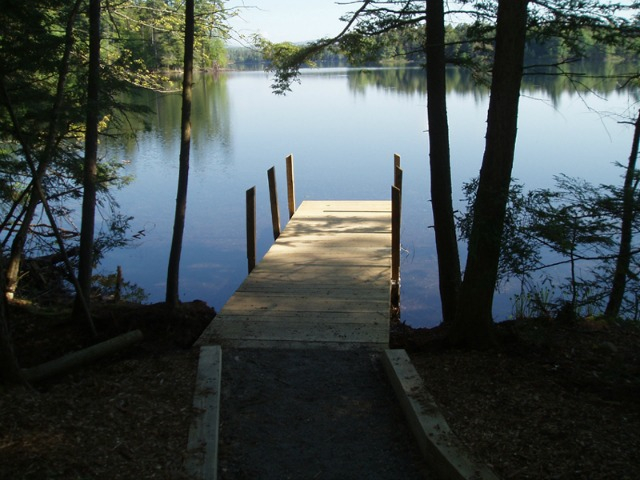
left=247, top=264, right=389, bottom=278
left=220, top=295, right=388, bottom=313
left=295, top=204, right=391, bottom=211
left=204, top=321, right=388, bottom=343
left=269, top=232, right=391, bottom=244
left=262, top=244, right=390, bottom=255
left=382, top=350, right=500, bottom=480
left=185, top=346, right=222, bottom=480
left=281, top=224, right=390, bottom=235
left=246, top=272, right=389, bottom=286
left=236, top=284, right=390, bottom=297
left=227, top=283, right=390, bottom=297
left=213, top=311, right=387, bottom=323
left=209, top=338, right=386, bottom=350
left=256, top=252, right=390, bottom=266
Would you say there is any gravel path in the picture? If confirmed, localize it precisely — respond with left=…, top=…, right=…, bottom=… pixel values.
left=217, top=348, right=431, bottom=479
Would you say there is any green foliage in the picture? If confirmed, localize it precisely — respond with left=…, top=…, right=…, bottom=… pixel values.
left=226, top=46, right=265, bottom=67
left=528, top=175, right=616, bottom=258
left=512, top=284, right=556, bottom=320
left=92, top=272, right=149, bottom=303
left=259, top=40, right=310, bottom=94
left=459, top=168, right=640, bottom=320
left=105, top=0, right=230, bottom=71
left=458, top=177, right=542, bottom=288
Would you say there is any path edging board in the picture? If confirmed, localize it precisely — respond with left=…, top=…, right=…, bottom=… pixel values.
left=185, top=345, right=222, bottom=480
left=382, top=349, right=500, bottom=480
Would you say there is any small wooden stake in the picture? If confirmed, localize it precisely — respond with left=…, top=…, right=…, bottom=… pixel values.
left=246, top=186, right=256, bottom=273
left=114, top=265, right=122, bottom=303
left=267, top=166, right=281, bottom=240
left=286, top=154, right=295, bottom=219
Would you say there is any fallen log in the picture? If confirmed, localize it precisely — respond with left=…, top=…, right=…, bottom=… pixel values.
left=23, top=329, right=143, bottom=383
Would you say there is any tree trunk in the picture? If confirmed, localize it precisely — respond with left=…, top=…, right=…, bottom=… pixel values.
left=22, top=330, right=143, bottom=383
left=450, top=0, right=530, bottom=348
left=5, top=191, right=39, bottom=300
left=0, top=262, right=24, bottom=385
left=166, top=0, right=195, bottom=309
left=73, top=0, right=101, bottom=325
left=426, top=0, right=461, bottom=326
left=605, top=110, right=640, bottom=318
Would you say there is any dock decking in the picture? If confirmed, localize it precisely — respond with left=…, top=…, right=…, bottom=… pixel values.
left=196, top=200, right=392, bottom=349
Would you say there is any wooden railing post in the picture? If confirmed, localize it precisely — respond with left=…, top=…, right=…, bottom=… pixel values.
left=391, top=154, right=402, bottom=310
left=394, top=165, right=403, bottom=197
left=286, top=154, right=296, bottom=219
left=394, top=154, right=402, bottom=212
left=246, top=186, right=256, bottom=273
left=267, top=166, right=281, bottom=240
left=391, top=186, right=401, bottom=285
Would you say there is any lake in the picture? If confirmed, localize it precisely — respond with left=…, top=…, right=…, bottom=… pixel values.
left=102, top=67, right=638, bottom=327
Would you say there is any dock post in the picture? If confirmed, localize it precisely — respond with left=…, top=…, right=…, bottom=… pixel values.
left=267, top=166, right=281, bottom=240
left=246, top=186, right=256, bottom=273
left=391, top=185, right=402, bottom=310
left=394, top=165, right=403, bottom=197
left=392, top=154, right=403, bottom=301
left=393, top=153, right=403, bottom=234
left=286, top=154, right=295, bottom=219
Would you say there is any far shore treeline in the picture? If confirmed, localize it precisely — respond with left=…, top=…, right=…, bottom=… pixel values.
left=226, top=23, right=637, bottom=72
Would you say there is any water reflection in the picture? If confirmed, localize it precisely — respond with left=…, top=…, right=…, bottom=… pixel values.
left=337, top=62, right=638, bottom=104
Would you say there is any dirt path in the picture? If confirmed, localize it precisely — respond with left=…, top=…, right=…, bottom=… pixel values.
left=217, top=348, right=431, bottom=479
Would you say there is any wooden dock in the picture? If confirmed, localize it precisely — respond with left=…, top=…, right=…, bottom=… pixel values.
left=196, top=200, right=392, bottom=349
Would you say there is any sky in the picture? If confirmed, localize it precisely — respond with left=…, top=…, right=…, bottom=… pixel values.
left=227, top=0, right=354, bottom=44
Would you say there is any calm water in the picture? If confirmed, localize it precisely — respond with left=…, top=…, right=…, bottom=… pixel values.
left=102, top=67, right=638, bottom=327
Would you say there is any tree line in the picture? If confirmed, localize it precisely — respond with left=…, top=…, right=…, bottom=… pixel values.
left=109, top=0, right=229, bottom=71
left=228, top=19, right=640, bottom=70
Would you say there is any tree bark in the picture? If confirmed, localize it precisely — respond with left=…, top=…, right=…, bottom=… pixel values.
left=0, top=262, right=24, bottom=385
left=426, top=0, right=461, bottom=326
left=73, top=0, right=101, bottom=326
left=166, top=0, right=195, bottom=309
left=450, top=0, right=530, bottom=348
left=605, top=110, right=640, bottom=318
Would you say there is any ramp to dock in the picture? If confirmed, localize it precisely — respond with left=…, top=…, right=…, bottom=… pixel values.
left=197, top=200, right=392, bottom=349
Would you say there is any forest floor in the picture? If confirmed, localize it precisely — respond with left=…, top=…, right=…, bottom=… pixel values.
left=1, top=300, right=639, bottom=479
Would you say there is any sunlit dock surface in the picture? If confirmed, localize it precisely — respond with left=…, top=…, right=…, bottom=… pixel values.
left=196, top=200, right=392, bottom=349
